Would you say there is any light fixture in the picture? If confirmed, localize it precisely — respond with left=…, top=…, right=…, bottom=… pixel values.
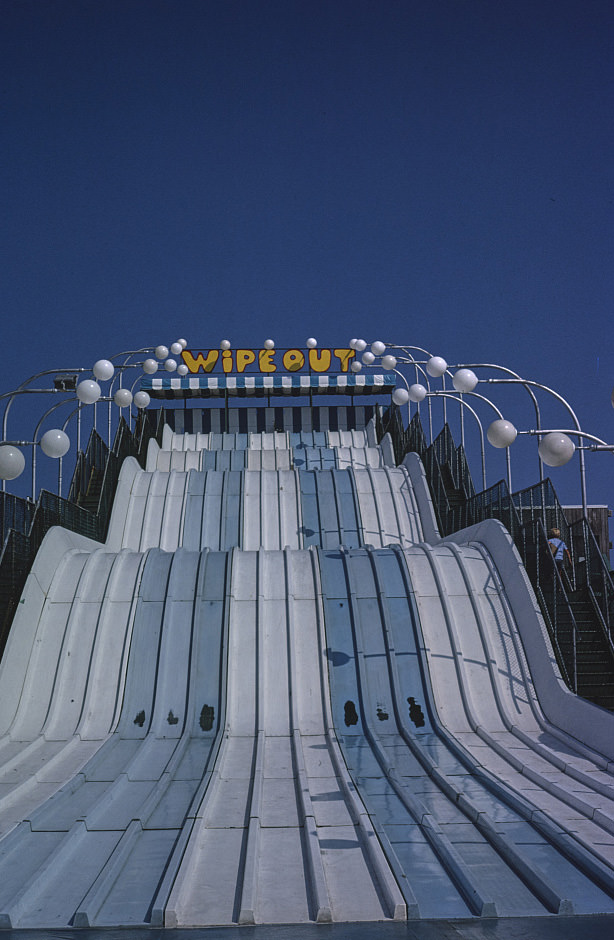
left=263, top=339, right=275, bottom=349
left=408, top=384, right=427, bottom=402
left=487, top=419, right=517, bottom=448
left=164, top=359, right=178, bottom=372
left=76, top=379, right=102, bottom=404
left=0, top=445, right=26, bottom=480
left=155, top=345, right=169, bottom=360
left=381, top=355, right=397, bottom=370
left=114, top=388, right=133, bottom=408
left=134, top=391, right=151, bottom=409
left=170, top=342, right=183, bottom=356
left=362, top=351, right=375, bottom=365
left=452, top=369, right=478, bottom=393
left=426, top=356, right=448, bottom=378
left=93, top=359, right=115, bottom=382
left=306, top=338, right=317, bottom=348
left=177, top=363, right=189, bottom=376
left=538, top=432, right=575, bottom=467
left=354, top=339, right=367, bottom=352
left=177, top=338, right=187, bottom=348
left=40, top=429, right=70, bottom=458
left=220, top=340, right=231, bottom=350
left=143, top=359, right=158, bottom=374
left=350, top=361, right=362, bottom=372
left=392, top=387, right=410, bottom=405
left=371, top=341, right=386, bottom=356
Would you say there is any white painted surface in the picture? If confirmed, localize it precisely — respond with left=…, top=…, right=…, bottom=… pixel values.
left=1, top=422, right=613, bottom=928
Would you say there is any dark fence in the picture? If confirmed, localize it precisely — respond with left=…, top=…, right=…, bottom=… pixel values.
left=0, top=408, right=165, bottom=659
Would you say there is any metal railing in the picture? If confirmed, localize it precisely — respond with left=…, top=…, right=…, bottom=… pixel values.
left=0, top=408, right=165, bottom=658
left=571, top=517, right=614, bottom=656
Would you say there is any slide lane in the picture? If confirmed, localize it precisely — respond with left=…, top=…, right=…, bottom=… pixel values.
left=166, top=548, right=404, bottom=926
left=0, top=547, right=145, bottom=841
left=318, top=546, right=614, bottom=918
left=0, top=549, right=227, bottom=928
left=155, top=448, right=295, bottom=472
left=354, top=467, right=423, bottom=547
left=165, top=429, right=373, bottom=454
left=107, top=447, right=423, bottom=555
left=401, top=542, right=614, bottom=895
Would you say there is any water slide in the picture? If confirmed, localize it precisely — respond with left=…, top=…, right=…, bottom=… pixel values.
left=0, top=421, right=612, bottom=927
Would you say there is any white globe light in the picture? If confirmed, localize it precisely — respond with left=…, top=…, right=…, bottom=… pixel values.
left=426, top=356, right=448, bottom=378
left=143, top=358, right=158, bottom=374
left=408, top=384, right=427, bottom=402
left=40, top=429, right=70, bottom=458
left=155, top=345, right=169, bottom=360
left=114, top=388, right=133, bottom=408
left=177, top=338, right=187, bottom=348
left=76, top=379, right=101, bottom=404
left=452, top=369, right=478, bottom=393
left=306, top=338, right=318, bottom=348
left=392, top=387, right=410, bottom=405
left=350, top=360, right=363, bottom=372
left=177, top=363, right=189, bottom=376
left=134, top=391, right=151, bottom=409
left=93, top=359, right=114, bottom=382
left=371, top=341, right=386, bottom=356
left=264, top=339, right=275, bottom=349
left=0, top=445, right=25, bottom=480
left=538, top=432, right=575, bottom=467
left=349, top=338, right=358, bottom=349
left=354, top=339, right=367, bottom=352
left=381, top=355, right=397, bottom=370
left=487, top=419, right=517, bottom=448
left=362, top=351, right=375, bottom=365
left=164, top=358, right=178, bottom=372
left=220, top=340, right=231, bottom=350
left=170, top=342, right=183, bottom=355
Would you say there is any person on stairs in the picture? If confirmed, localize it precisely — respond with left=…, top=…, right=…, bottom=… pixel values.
left=548, top=527, right=571, bottom=576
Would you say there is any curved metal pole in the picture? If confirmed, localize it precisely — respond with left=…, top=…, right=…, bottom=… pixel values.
left=455, top=390, right=511, bottom=490
left=1, top=375, right=85, bottom=494
left=430, top=389, right=511, bottom=490
left=519, top=428, right=614, bottom=449
left=108, top=358, right=151, bottom=440
left=30, top=396, right=78, bottom=500
left=1, top=368, right=86, bottom=442
left=109, top=347, right=153, bottom=362
left=486, top=377, right=587, bottom=515
left=390, top=368, right=411, bottom=426
left=59, top=404, right=86, bottom=498
left=387, top=344, right=454, bottom=436
left=456, top=362, right=544, bottom=482
left=426, top=391, right=487, bottom=490
left=129, top=374, right=150, bottom=431
left=109, top=361, right=135, bottom=444
left=388, top=376, right=491, bottom=491
left=392, top=351, right=434, bottom=441
left=387, top=343, right=433, bottom=359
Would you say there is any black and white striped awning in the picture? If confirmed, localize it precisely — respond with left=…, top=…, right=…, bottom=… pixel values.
left=142, top=373, right=396, bottom=399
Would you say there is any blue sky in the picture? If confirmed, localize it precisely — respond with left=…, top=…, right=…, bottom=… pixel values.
left=1, top=0, right=613, bottom=510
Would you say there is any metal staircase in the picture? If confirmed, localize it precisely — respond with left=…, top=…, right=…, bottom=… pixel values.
left=567, top=587, right=614, bottom=710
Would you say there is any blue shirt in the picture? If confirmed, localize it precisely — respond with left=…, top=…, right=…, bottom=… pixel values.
left=549, top=537, right=567, bottom=561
